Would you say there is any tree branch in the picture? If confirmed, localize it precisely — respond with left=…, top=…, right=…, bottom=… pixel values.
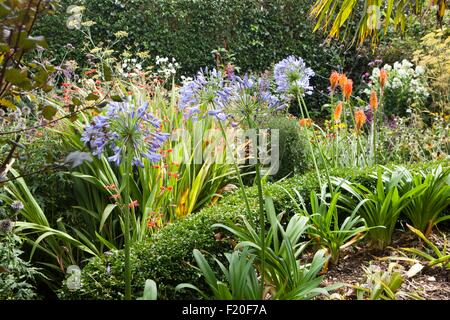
left=0, top=135, right=22, bottom=178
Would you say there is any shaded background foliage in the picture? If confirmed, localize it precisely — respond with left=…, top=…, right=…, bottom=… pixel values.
left=34, top=0, right=374, bottom=115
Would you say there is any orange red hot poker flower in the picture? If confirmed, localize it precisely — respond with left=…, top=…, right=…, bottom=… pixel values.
left=299, top=118, right=313, bottom=127
left=334, top=102, right=343, bottom=123
left=343, top=79, right=353, bottom=101
left=379, top=68, right=388, bottom=91
left=338, top=74, right=348, bottom=90
left=329, top=71, right=340, bottom=93
left=370, top=90, right=378, bottom=110
left=355, top=109, right=367, bottom=132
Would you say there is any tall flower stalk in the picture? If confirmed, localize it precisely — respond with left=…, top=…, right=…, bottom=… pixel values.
left=178, top=68, right=288, bottom=298
left=370, top=90, right=379, bottom=164
left=273, top=56, right=325, bottom=186
left=81, top=101, right=168, bottom=299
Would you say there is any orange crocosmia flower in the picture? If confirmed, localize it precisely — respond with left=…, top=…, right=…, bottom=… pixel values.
left=329, top=71, right=340, bottom=92
left=166, top=186, right=173, bottom=191
left=168, top=172, right=179, bottom=179
left=370, top=90, right=378, bottom=110
left=104, top=184, right=117, bottom=190
left=147, top=219, right=156, bottom=228
left=109, top=194, right=121, bottom=200
left=355, top=109, right=367, bottom=131
left=379, top=68, right=388, bottom=90
left=84, top=69, right=97, bottom=76
left=299, top=118, right=313, bottom=127
left=128, top=200, right=139, bottom=209
left=334, top=102, right=343, bottom=123
left=343, top=79, right=353, bottom=101
left=338, top=74, right=348, bottom=89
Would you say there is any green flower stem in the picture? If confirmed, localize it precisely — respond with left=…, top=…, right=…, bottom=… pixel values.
left=296, top=94, right=322, bottom=186
left=346, top=101, right=368, bottom=167
left=121, top=150, right=133, bottom=300
left=245, top=116, right=266, bottom=297
left=219, top=117, right=266, bottom=297
left=218, top=121, right=252, bottom=215
left=372, top=108, right=378, bottom=165
left=377, top=89, right=384, bottom=163
left=298, top=95, right=334, bottom=193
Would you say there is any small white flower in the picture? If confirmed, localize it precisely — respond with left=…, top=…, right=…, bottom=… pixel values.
left=383, top=64, right=392, bottom=71
left=415, top=65, right=425, bottom=75
left=401, top=59, right=413, bottom=68
left=372, top=67, right=380, bottom=77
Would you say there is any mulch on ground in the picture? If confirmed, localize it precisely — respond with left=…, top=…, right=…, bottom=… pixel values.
left=320, top=229, right=450, bottom=300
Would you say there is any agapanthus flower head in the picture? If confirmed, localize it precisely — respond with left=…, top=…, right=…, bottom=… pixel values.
left=178, top=67, right=233, bottom=121
left=343, top=79, right=353, bottom=101
left=82, top=101, right=169, bottom=167
left=329, top=71, right=340, bottom=93
left=273, top=56, right=315, bottom=97
left=11, top=200, right=24, bottom=212
left=231, top=74, right=287, bottom=112
left=334, top=101, right=343, bottom=123
left=369, top=90, right=378, bottom=110
left=0, top=219, right=13, bottom=233
left=355, top=109, right=367, bottom=132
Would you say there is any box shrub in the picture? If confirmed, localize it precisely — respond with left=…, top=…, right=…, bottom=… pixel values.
left=57, top=161, right=448, bottom=299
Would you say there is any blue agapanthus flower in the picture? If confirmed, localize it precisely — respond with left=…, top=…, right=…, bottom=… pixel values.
left=81, top=101, right=169, bottom=167
left=230, top=74, right=287, bottom=112
left=273, top=56, right=315, bottom=97
left=178, top=68, right=233, bottom=121
left=178, top=67, right=288, bottom=124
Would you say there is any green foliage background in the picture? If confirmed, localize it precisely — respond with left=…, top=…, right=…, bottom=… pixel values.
left=34, top=0, right=375, bottom=113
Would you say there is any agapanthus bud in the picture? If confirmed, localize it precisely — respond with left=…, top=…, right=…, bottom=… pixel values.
left=0, top=219, right=13, bottom=233
left=11, top=200, right=24, bottom=212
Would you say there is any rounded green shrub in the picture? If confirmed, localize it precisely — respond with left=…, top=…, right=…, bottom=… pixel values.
left=56, top=161, right=447, bottom=300
left=265, top=116, right=309, bottom=180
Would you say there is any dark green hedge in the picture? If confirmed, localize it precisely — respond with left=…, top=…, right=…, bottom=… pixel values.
left=57, top=161, right=450, bottom=300
left=35, top=0, right=373, bottom=114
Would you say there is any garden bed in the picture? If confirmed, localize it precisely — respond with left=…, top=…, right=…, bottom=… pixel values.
left=322, top=230, right=450, bottom=300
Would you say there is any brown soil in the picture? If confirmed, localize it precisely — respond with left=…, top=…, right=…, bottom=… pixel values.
left=319, top=229, right=450, bottom=300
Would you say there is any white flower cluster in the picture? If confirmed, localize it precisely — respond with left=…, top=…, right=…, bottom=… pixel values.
left=365, top=59, right=429, bottom=101
left=155, top=56, right=180, bottom=79
left=118, top=57, right=145, bottom=78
